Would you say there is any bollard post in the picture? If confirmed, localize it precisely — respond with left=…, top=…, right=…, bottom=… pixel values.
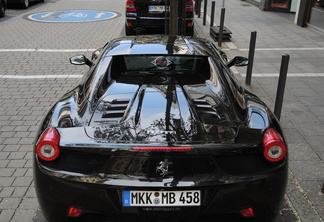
left=198, top=0, right=202, bottom=18
left=218, top=7, right=225, bottom=47
left=246, top=31, right=257, bottom=86
left=210, top=1, right=215, bottom=27
left=203, top=0, right=208, bottom=25
left=274, top=54, right=290, bottom=120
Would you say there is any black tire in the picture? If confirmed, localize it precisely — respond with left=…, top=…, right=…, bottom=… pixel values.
left=20, top=0, right=28, bottom=9
left=125, top=24, right=136, bottom=36
left=39, top=0, right=44, bottom=3
left=0, top=0, right=5, bottom=18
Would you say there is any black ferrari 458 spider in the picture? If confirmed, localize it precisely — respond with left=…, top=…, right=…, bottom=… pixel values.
left=34, top=35, right=288, bottom=222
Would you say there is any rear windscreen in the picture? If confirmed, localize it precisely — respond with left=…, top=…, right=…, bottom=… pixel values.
left=111, top=55, right=210, bottom=84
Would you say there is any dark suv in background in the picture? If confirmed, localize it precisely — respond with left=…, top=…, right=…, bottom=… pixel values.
left=0, top=0, right=6, bottom=17
left=125, top=0, right=194, bottom=36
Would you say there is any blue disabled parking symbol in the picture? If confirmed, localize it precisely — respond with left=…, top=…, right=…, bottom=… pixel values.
left=28, top=10, right=118, bottom=23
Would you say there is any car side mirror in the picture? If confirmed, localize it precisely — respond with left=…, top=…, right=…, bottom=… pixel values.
left=228, top=56, right=249, bottom=67
left=70, top=55, right=93, bottom=67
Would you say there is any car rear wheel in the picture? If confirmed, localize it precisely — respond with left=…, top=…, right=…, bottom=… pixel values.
left=125, top=24, right=136, bottom=36
left=21, top=0, right=29, bottom=9
left=0, top=0, right=5, bottom=17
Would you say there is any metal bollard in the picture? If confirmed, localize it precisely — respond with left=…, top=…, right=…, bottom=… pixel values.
left=210, top=1, right=215, bottom=27
left=198, top=0, right=202, bottom=18
left=203, top=0, right=208, bottom=25
left=246, top=31, right=257, bottom=86
left=274, top=54, right=290, bottom=120
left=217, top=7, right=225, bottom=47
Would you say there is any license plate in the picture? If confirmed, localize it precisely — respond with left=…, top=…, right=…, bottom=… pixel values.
left=123, top=190, right=201, bottom=207
left=148, top=5, right=166, bottom=12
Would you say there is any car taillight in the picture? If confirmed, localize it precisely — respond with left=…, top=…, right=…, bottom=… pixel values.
left=185, top=0, right=194, bottom=12
left=240, top=207, right=254, bottom=217
left=68, top=207, right=83, bottom=217
left=126, top=0, right=136, bottom=12
left=35, top=128, right=60, bottom=161
left=263, top=128, right=287, bottom=162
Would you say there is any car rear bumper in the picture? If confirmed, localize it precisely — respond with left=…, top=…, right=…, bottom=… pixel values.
left=34, top=159, right=288, bottom=222
left=126, top=17, right=194, bottom=31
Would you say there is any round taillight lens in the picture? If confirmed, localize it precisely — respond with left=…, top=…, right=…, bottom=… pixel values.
left=35, top=128, right=60, bottom=161
left=263, top=128, right=287, bottom=162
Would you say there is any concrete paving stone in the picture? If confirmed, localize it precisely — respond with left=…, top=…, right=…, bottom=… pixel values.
left=299, top=96, right=324, bottom=106
left=18, top=198, right=38, bottom=210
left=308, top=105, right=324, bottom=117
left=0, top=187, right=14, bottom=198
left=0, top=132, right=15, bottom=138
left=7, top=152, right=27, bottom=160
left=7, top=121, right=26, bottom=127
left=2, top=145, right=21, bottom=152
left=11, top=187, right=28, bottom=198
left=18, top=138, right=34, bottom=145
left=12, top=177, right=33, bottom=187
left=289, top=87, right=320, bottom=98
left=286, top=170, right=322, bottom=222
left=0, top=209, right=15, bottom=222
left=13, top=125, right=30, bottom=132
left=288, top=143, right=321, bottom=161
left=0, top=160, right=9, bottom=168
left=11, top=209, right=37, bottom=222
left=0, top=152, right=10, bottom=160
left=281, top=110, right=320, bottom=124
left=9, top=116, right=24, bottom=121
left=25, top=187, right=37, bottom=198
left=0, top=198, right=21, bottom=210
left=296, top=121, right=324, bottom=137
left=7, top=160, right=27, bottom=168
left=289, top=161, right=324, bottom=181
left=24, top=160, right=33, bottom=168
left=298, top=180, right=324, bottom=207
left=19, top=145, right=34, bottom=153
left=281, top=128, right=307, bottom=145
left=25, top=169, right=33, bottom=177
left=0, top=169, right=15, bottom=177
left=13, top=132, right=31, bottom=138
left=13, top=168, right=28, bottom=177
left=304, top=135, right=324, bottom=153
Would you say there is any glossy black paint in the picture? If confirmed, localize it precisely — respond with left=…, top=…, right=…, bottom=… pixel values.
left=34, top=36, right=288, bottom=222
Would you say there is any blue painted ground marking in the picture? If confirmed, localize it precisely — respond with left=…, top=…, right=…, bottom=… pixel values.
left=28, top=10, right=118, bottom=23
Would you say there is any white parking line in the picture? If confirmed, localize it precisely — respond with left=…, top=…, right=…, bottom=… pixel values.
left=239, top=47, right=324, bottom=51
left=0, top=49, right=96, bottom=52
left=0, top=75, right=83, bottom=79
left=238, top=73, right=324, bottom=77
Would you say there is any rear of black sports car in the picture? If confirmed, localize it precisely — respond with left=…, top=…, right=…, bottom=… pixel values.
left=34, top=36, right=288, bottom=222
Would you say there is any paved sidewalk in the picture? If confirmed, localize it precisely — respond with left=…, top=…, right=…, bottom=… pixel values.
left=194, top=0, right=324, bottom=221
